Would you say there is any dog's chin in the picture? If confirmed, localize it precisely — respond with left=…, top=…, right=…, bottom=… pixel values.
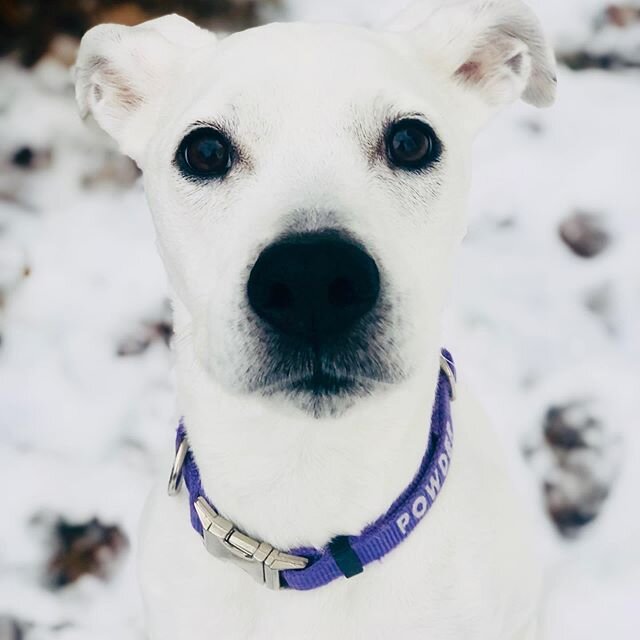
left=259, top=375, right=378, bottom=419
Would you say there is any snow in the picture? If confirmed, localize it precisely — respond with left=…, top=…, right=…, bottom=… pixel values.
left=0, top=1, right=638, bottom=637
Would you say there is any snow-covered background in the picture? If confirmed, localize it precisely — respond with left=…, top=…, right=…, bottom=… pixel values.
left=0, top=0, right=638, bottom=638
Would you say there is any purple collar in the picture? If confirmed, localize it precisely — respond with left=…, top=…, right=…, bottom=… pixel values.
left=169, top=350, right=456, bottom=591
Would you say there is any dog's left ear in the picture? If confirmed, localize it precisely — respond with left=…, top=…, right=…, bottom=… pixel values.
left=388, top=0, right=556, bottom=118
left=74, top=14, right=216, bottom=162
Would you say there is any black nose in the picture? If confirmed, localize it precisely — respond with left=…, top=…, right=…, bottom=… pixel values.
left=247, top=232, right=380, bottom=342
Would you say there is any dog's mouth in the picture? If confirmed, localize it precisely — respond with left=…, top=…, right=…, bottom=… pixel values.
left=256, top=369, right=380, bottom=418
left=246, top=345, right=400, bottom=417
left=260, top=370, right=375, bottom=397
left=290, top=373, right=363, bottom=395
left=237, top=296, right=405, bottom=417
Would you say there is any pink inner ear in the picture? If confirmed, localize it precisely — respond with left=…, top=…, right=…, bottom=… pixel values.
left=454, top=39, right=527, bottom=93
left=455, top=59, right=484, bottom=83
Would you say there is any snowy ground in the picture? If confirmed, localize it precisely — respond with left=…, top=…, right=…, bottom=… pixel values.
left=0, top=1, right=638, bottom=638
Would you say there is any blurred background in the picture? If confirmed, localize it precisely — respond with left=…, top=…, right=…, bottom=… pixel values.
left=0, top=0, right=638, bottom=638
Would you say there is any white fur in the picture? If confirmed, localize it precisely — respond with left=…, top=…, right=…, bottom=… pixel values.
left=75, top=1, right=556, bottom=638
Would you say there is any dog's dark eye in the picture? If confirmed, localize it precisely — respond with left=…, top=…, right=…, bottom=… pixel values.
left=177, top=127, right=232, bottom=178
left=386, top=119, right=440, bottom=170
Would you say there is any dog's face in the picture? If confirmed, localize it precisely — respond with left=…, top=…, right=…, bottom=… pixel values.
left=75, top=1, right=555, bottom=417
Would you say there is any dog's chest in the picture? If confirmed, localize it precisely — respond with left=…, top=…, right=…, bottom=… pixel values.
left=141, top=494, right=507, bottom=640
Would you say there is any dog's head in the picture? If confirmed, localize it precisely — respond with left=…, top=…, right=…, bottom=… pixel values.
left=75, top=0, right=556, bottom=418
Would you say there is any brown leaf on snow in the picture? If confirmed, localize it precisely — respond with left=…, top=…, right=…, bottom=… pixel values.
left=606, top=5, right=640, bottom=28
left=559, top=211, right=611, bottom=259
left=46, top=518, right=129, bottom=589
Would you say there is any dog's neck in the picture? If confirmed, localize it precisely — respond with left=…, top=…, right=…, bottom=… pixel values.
left=172, top=318, right=443, bottom=551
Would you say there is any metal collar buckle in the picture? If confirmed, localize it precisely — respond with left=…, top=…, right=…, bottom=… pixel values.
left=193, top=497, right=308, bottom=590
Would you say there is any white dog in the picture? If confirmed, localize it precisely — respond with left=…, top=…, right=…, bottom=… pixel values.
left=75, top=1, right=556, bottom=638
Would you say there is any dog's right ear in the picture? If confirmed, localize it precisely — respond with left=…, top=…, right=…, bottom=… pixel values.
left=387, top=0, right=556, bottom=127
left=74, top=14, right=216, bottom=162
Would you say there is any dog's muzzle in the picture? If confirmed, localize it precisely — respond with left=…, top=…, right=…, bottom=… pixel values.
left=245, top=230, right=396, bottom=410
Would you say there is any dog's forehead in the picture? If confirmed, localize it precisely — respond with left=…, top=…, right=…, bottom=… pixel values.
left=217, top=23, right=399, bottom=77
left=178, top=23, right=438, bottom=126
